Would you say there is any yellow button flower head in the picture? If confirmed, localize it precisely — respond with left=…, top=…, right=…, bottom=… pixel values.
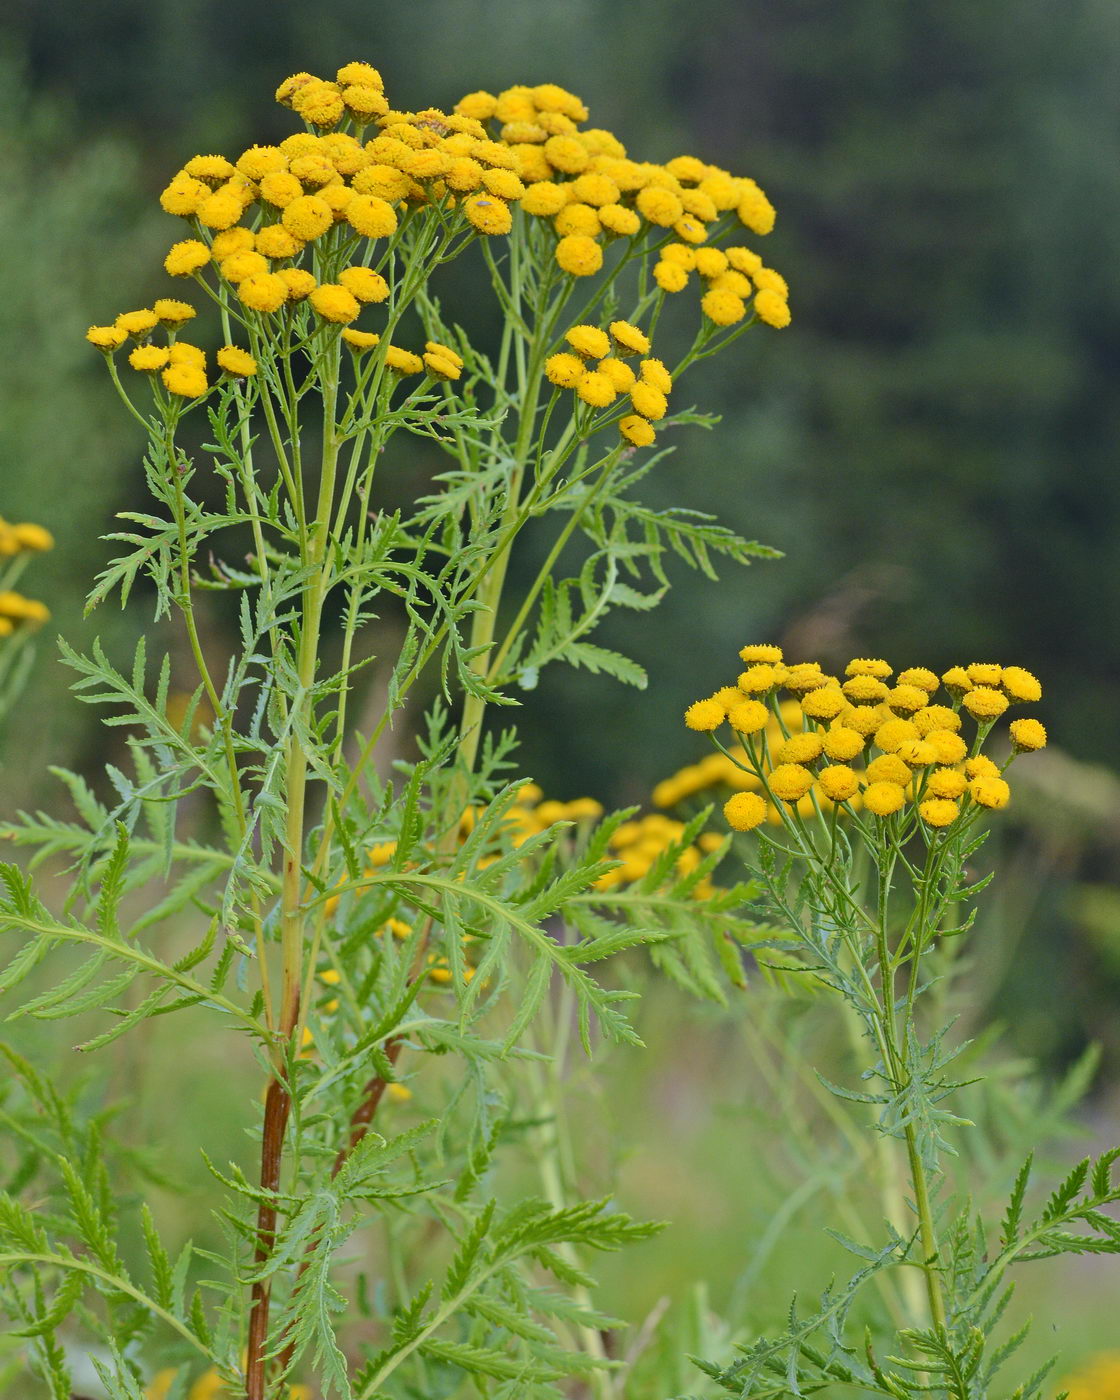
left=738, top=663, right=778, bottom=694
left=543, top=135, right=590, bottom=174
left=220, top=250, right=270, bottom=284
left=768, top=764, right=814, bottom=803
left=164, top=239, right=210, bottom=277
left=823, top=726, right=865, bottom=761
left=565, top=325, right=611, bottom=359
left=800, top=686, right=846, bottom=721
left=885, top=683, right=928, bottom=714
left=384, top=346, right=425, bottom=375
left=897, top=666, right=939, bottom=693
left=129, top=345, right=169, bottom=372
left=278, top=268, right=317, bottom=300
left=727, top=699, right=769, bottom=734
left=339, top=266, right=390, bottom=303
left=846, top=658, right=892, bottom=679
left=819, top=765, right=859, bottom=802
left=184, top=154, right=237, bottom=182
left=576, top=371, right=617, bottom=408
left=217, top=346, right=258, bottom=377
left=619, top=415, right=655, bottom=447
left=941, top=665, right=972, bottom=696
left=599, top=357, right=637, bottom=392
left=555, top=234, right=603, bottom=277
left=842, top=675, right=890, bottom=704
left=197, top=186, right=244, bottom=230
left=310, top=284, right=361, bottom=323
left=86, top=325, right=128, bottom=351
left=964, top=755, right=1000, bottom=781
left=153, top=299, right=196, bottom=325
left=521, top=181, right=568, bottom=216
left=653, top=260, right=689, bottom=293
left=775, top=732, right=824, bottom=764
left=695, top=247, right=729, bottom=279
left=896, top=738, right=937, bottom=768
left=739, top=644, right=783, bottom=663
left=455, top=89, right=499, bottom=120
left=609, top=320, right=651, bottom=355
left=115, top=308, right=159, bottom=337
left=970, top=775, right=1011, bottom=809
left=913, top=704, right=962, bottom=735
left=1001, top=666, right=1042, bottom=703
left=630, top=382, right=668, bottom=421
left=865, top=754, right=911, bottom=786
left=1009, top=718, right=1047, bottom=751
left=545, top=353, right=585, bottom=388
left=254, top=225, right=302, bottom=260
left=874, top=718, right=919, bottom=753
left=236, top=144, right=286, bottom=180
left=702, top=288, right=747, bottom=326
left=342, top=329, right=380, bottom=352
left=755, top=290, right=791, bottom=328
left=842, top=704, right=886, bottom=736
left=463, top=195, right=513, bottom=236
left=161, top=362, right=208, bottom=398
left=927, top=769, right=967, bottom=799
left=639, top=358, right=673, bottom=394
left=344, top=85, right=390, bottom=121
left=336, top=61, right=384, bottom=89
left=169, top=342, right=206, bottom=368
left=482, top=168, right=525, bottom=200
left=10, top=523, right=53, bottom=552
left=724, top=791, right=767, bottom=831
left=737, top=178, right=776, bottom=235
left=919, top=798, right=959, bottom=828
left=967, top=663, right=1002, bottom=686
left=212, top=227, right=256, bottom=260
left=239, top=274, right=290, bottom=313
left=282, top=194, right=335, bottom=240
left=160, top=174, right=209, bottom=216
left=925, top=730, right=967, bottom=765
left=685, top=698, right=725, bottom=732
left=258, top=172, right=302, bottom=209
left=291, top=79, right=346, bottom=129
left=962, top=687, right=1009, bottom=721
left=424, top=350, right=462, bottom=380
left=864, top=781, right=906, bottom=817
left=785, top=662, right=828, bottom=692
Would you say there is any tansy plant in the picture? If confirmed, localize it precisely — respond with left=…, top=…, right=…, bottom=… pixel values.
left=0, top=62, right=776, bottom=1400
left=679, top=649, right=1120, bottom=1397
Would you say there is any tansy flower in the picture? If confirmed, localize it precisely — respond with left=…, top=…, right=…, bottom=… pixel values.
left=336, top=61, right=384, bottom=89
left=153, top=299, right=195, bottom=325
left=520, top=181, right=568, bottom=216
left=819, top=765, right=859, bottom=802
left=967, top=663, right=1002, bottom=686
left=463, top=195, right=513, bottom=236
left=738, top=664, right=777, bottom=694
left=599, top=204, right=641, bottom=235
left=609, top=320, right=651, bottom=355
left=424, top=350, right=461, bottom=379
left=1009, top=718, right=1047, bottom=751
left=255, top=224, right=303, bottom=259
left=927, top=769, right=967, bottom=799
left=619, top=415, right=656, bottom=447
left=211, top=227, right=256, bottom=260
left=544, top=135, right=590, bottom=173
left=842, top=704, right=885, bottom=736
left=842, top=675, right=890, bottom=704
left=865, top=754, right=911, bottom=786
left=599, top=358, right=637, bottom=392
left=576, top=371, right=617, bottom=407
left=630, top=382, right=668, bottom=421
left=754, top=289, right=791, bottom=327
left=896, top=739, right=937, bottom=767
left=724, top=791, right=767, bottom=831
left=727, top=699, right=769, bottom=734
left=384, top=346, right=425, bottom=375
left=183, top=154, right=237, bottom=182
left=701, top=288, right=747, bottom=325
left=159, top=175, right=209, bottom=216
left=278, top=268, right=316, bottom=300
left=161, top=363, right=208, bottom=398
left=565, top=325, right=611, bottom=359
left=217, top=346, right=258, bottom=376
left=342, top=329, right=380, bottom=351
left=822, top=727, right=865, bottom=761
left=754, top=267, right=789, bottom=298
left=739, top=644, right=783, bottom=663
left=962, top=687, right=1009, bottom=721
left=169, top=342, right=206, bottom=368
left=919, top=798, right=959, bottom=828
left=291, top=80, right=346, bottom=128
left=236, top=144, right=287, bottom=179
left=196, top=187, right=244, bottom=230
left=695, top=248, right=729, bottom=278
left=653, top=260, right=689, bottom=292
left=800, top=687, right=846, bottom=721
left=9, top=524, right=53, bottom=552
left=941, top=665, right=972, bottom=695
left=970, top=775, right=1011, bottom=809
left=924, top=730, right=967, bottom=765
left=310, top=284, right=361, bottom=323
left=347, top=195, right=400, bottom=239
left=846, top=657, right=893, bottom=678
left=737, top=179, right=776, bottom=235
left=86, top=325, right=128, bottom=351
left=260, top=170, right=304, bottom=207
left=239, top=274, right=290, bottom=313
left=129, top=345, right=169, bottom=372
left=863, top=781, right=906, bottom=816
left=639, top=358, right=673, bottom=393
left=767, top=764, right=814, bottom=803
left=898, top=666, right=939, bottom=692
left=545, top=353, right=585, bottom=388
left=220, top=250, right=270, bottom=284
left=774, top=732, right=824, bottom=764
left=281, top=194, right=335, bottom=240
left=164, top=240, right=210, bottom=277
left=685, top=698, right=725, bottom=732
left=1001, top=666, right=1042, bottom=702
left=339, top=266, right=390, bottom=303
left=964, top=755, right=1000, bottom=781
left=885, top=684, right=929, bottom=714
left=874, top=719, right=919, bottom=753
left=115, top=309, right=159, bottom=336
left=555, top=234, right=603, bottom=276
left=913, top=705, right=961, bottom=735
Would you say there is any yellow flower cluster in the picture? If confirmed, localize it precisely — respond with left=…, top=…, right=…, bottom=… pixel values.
left=0, top=518, right=53, bottom=557
left=681, top=648, right=1046, bottom=833
left=88, top=60, right=789, bottom=392
left=86, top=306, right=258, bottom=399
left=595, top=813, right=722, bottom=899
left=0, top=591, right=51, bottom=639
left=146, top=1368, right=309, bottom=1400
left=545, top=321, right=672, bottom=444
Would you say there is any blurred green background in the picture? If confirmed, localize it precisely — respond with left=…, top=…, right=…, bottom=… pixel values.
left=2, top=0, right=1120, bottom=1378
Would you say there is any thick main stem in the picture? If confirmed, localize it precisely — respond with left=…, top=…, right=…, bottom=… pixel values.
left=245, top=346, right=342, bottom=1400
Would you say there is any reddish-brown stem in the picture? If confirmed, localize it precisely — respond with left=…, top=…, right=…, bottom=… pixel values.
left=245, top=1075, right=293, bottom=1400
